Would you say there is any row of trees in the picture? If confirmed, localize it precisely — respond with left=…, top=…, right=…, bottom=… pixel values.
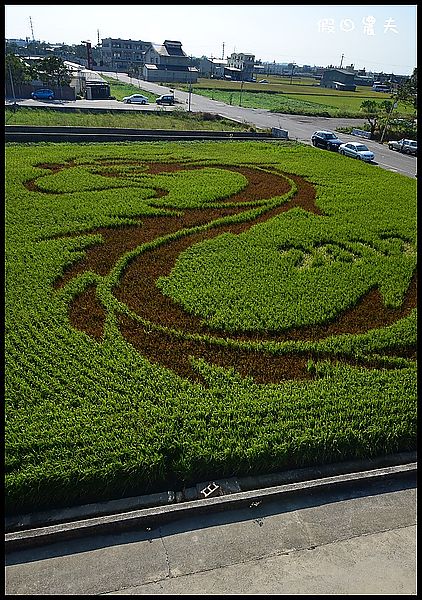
left=5, top=39, right=102, bottom=65
left=359, top=68, right=417, bottom=141
left=5, top=53, right=71, bottom=88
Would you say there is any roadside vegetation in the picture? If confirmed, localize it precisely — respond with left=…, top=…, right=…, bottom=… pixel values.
left=4, top=107, right=260, bottom=132
left=5, top=139, right=416, bottom=515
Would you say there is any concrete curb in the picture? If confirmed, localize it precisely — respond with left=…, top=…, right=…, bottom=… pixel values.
left=5, top=453, right=416, bottom=552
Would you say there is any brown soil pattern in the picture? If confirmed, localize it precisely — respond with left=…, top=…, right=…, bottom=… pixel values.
left=45, top=160, right=416, bottom=384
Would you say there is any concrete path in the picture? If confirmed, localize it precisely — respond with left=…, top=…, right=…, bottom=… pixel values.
left=5, top=463, right=416, bottom=595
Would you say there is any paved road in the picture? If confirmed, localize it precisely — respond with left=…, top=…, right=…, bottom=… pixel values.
left=6, top=72, right=417, bottom=179
left=102, top=72, right=418, bottom=180
left=5, top=468, right=416, bottom=595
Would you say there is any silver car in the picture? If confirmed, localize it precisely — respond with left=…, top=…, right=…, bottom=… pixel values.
left=338, top=142, right=375, bottom=162
left=387, top=139, right=417, bottom=156
left=122, top=94, right=149, bottom=104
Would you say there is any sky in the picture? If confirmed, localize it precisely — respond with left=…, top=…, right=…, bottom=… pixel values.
left=4, top=4, right=417, bottom=75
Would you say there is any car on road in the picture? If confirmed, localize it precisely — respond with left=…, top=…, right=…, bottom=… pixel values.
left=258, top=79, right=269, bottom=83
left=156, top=94, right=175, bottom=105
left=338, top=142, right=375, bottom=162
left=31, top=88, right=54, bottom=100
left=311, top=130, right=344, bottom=151
left=122, top=94, right=149, bottom=104
left=387, top=139, right=417, bottom=156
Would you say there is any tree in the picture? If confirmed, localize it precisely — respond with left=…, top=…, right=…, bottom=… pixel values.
left=359, top=100, right=380, bottom=138
left=359, top=100, right=396, bottom=140
left=5, top=53, right=33, bottom=84
left=396, top=68, right=417, bottom=110
left=34, top=56, right=71, bottom=87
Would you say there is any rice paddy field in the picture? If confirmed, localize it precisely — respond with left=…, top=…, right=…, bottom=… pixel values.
left=173, top=77, right=415, bottom=118
left=100, top=74, right=415, bottom=118
left=5, top=139, right=417, bottom=516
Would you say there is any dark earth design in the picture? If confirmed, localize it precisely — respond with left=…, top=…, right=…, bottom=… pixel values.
left=29, top=160, right=416, bottom=384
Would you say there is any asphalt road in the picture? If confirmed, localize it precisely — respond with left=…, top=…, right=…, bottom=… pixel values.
left=6, top=71, right=417, bottom=179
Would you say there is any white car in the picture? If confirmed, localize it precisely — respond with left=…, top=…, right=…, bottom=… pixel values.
left=338, top=142, right=375, bottom=162
left=122, top=94, right=149, bottom=104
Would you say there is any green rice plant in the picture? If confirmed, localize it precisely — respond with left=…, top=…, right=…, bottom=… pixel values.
left=5, top=140, right=417, bottom=515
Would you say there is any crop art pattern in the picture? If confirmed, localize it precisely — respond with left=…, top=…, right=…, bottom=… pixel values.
left=29, top=157, right=415, bottom=385
left=5, top=142, right=417, bottom=514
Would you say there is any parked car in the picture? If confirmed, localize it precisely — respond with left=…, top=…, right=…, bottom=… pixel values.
left=311, top=130, right=344, bottom=151
left=338, top=142, right=375, bottom=162
left=387, top=139, right=417, bottom=156
left=122, top=94, right=149, bottom=104
left=156, top=94, right=175, bottom=105
left=31, top=88, right=54, bottom=100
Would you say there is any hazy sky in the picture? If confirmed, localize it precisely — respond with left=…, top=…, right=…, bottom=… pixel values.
left=5, top=4, right=417, bottom=75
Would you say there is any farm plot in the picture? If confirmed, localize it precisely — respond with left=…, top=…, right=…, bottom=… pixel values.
left=5, top=140, right=417, bottom=515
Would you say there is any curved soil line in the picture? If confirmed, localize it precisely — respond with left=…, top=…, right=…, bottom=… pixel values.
left=49, top=161, right=416, bottom=383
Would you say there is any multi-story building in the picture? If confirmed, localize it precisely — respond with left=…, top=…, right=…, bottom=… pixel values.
left=142, top=40, right=198, bottom=83
left=226, top=52, right=255, bottom=81
left=100, top=38, right=150, bottom=73
left=99, top=38, right=198, bottom=83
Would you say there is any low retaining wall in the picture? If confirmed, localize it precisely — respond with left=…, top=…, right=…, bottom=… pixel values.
left=351, top=128, right=371, bottom=139
left=5, top=125, right=278, bottom=143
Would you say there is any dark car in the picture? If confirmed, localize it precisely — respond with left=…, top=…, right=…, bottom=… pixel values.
left=156, top=94, right=175, bottom=105
left=31, top=88, right=55, bottom=100
left=311, top=130, right=344, bottom=151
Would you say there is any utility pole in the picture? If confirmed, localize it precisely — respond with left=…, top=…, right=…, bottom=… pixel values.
left=82, top=40, right=93, bottom=70
left=188, top=55, right=193, bottom=112
left=239, top=76, right=244, bottom=106
left=29, top=16, right=35, bottom=41
left=8, top=63, right=17, bottom=109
